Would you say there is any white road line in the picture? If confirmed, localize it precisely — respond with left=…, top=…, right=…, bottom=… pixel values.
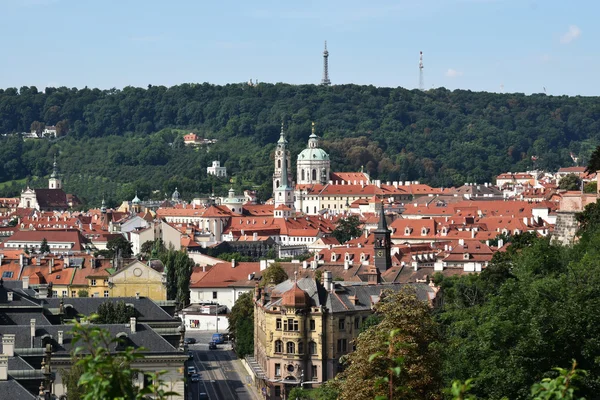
left=194, top=354, right=218, bottom=400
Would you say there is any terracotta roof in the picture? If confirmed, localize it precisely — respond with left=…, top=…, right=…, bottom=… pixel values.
left=34, top=189, right=68, bottom=209
left=281, top=283, right=310, bottom=308
left=4, top=229, right=88, bottom=251
left=190, top=262, right=260, bottom=288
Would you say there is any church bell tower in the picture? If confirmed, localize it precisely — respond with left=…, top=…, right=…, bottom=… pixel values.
left=373, top=209, right=391, bottom=272
left=48, top=154, right=62, bottom=190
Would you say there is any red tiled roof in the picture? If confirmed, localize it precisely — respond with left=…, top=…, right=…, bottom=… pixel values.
left=191, top=262, right=260, bottom=288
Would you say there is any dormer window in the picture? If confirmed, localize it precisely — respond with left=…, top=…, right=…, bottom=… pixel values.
left=463, top=253, right=470, bottom=260
left=404, top=227, right=412, bottom=236
left=421, top=227, right=428, bottom=236
left=360, top=253, right=366, bottom=262
left=331, top=253, right=337, bottom=262
left=344, top=253, right=351, bottom=261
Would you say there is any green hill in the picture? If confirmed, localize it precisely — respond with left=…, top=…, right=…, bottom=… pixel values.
left=1, top=83, right=599, bottom=206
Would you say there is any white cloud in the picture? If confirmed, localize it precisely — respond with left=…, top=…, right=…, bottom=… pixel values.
left=560, top=25, right=581, bottom=44
left=445, top=69, right=463, bottom=78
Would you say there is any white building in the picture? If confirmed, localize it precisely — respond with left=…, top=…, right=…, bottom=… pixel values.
left=207, top=160, right=227, bottom=178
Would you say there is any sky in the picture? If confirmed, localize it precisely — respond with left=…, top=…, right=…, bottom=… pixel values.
left=0, top=0, right=597, bottom=95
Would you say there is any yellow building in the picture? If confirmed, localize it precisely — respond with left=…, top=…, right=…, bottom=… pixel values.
left=251, top=272, right=437, bottom=400
left=108, top=259, right=167, bottom=300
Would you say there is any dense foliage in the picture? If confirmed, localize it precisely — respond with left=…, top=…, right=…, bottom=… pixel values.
left=95, top=301, right=137, bottom=324
left=1, top=84, right=600, bottom=205
left=332, top=215, right=363, bottom=244
left=435, top=217, right=600, bottom=399
left=228, top=291, right=254, bottom=358
left=158, top=247, right=195, bottom=309
left=260, top=262, right=288, bottom=287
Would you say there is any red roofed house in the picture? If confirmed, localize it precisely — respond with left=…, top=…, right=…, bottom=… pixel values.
left=2, top=229, right=88, bottom=252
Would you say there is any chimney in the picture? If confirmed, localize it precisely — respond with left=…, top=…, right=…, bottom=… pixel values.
left=19, top=253, right=24, bottom=268
left=135, top=292, right=140, bottom=300
left=259, top=260, right=267, bottom=271
left=130, top=317, right=137, bottom=333
left=253, top=232, right=258, bottom=241
left=58, top=331, right=64, bottom=345
left=302, top=260, right=308, bottom=269
left=30, top=318, right=36, bottom=346
left=322, top=271, right=333, bottom=291
left=6, top=292, right=12, bottom=302
left=49, top=259, right=53, bottom=275
left=202, top=265, right=206, bottom=272
left=231, top=259, right=236, bottom=268
left=2, top=334, right=15, bottom=357
left=311, top=260, right=318, bottom=269
left=458, top=239, right=465, bottom=246
left=35, top=257, right=40, bottom=266
left=498, top=239, right=504, bottom=248
left=0, top=254, right=3, bottom=265
left=344, top=260, right=350, bottom=270
left=65, top=256, right=70, bottom=268
left=0, top=355, right=7, bottom=381
left=23, top=276, right=29, bottom=290
left=471, top=230, right=476, bottom=239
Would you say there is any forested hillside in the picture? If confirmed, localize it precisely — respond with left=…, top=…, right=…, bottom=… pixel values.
left=1, top=83, right=599, bottom=206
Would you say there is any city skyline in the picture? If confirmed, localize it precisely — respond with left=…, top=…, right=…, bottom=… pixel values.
left=0, top=0, right=597, bottom=95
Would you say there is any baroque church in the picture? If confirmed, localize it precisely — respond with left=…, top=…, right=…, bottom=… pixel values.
left=18, top=156, right=73, bottom=211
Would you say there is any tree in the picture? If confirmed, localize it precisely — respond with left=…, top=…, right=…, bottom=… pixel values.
left=228, top=291, right=254, bottom=358
left=584, top=181, right=597, bottom=194
left=106, top=235, right=133, bottom=258
left=95, top=301, right=137, bottom=324
left=40, top=237, right=50, bottom=253
left=336, top=288, right=442, bottom=400
left=332, top=215, right=363, bottom=244
left=559, top=174, right=581, bottom=191
left=30, top=120, right=44, bottom=135
left=69, top=317, right=177, bottom=399
left=586, top=145, right=600, bottom=174
left=576, top=201, right=600, bottom=235
left=288, top=387, right=312, bottom=400
left=78, top=290, right=89, bottom=298
left=159, top=248, right=194, bottom=308
left=59, top=361, right=86, bottom=400
left=260, top=262, right=288, bottom=287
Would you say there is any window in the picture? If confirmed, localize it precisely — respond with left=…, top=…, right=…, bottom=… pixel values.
left=62, top=290, right=67, bottom=298
left=338, top=318, right=345, bottom=331
left=104, top=290, right=109, bottom=298
left=284, top=319, right=299, bottom=331
left=275, top=363, right=281, bottom=377
left=52, top=290, right=57, bottom=297
left=286, top=342, right=295, bottom=354
left=274, top=340, right=283, bottom=353
left=91, top=279, right=97, bottom=286
left=104, top=279, right=109, bottom=285
left=1, top=271, right=13, bottom=278
left=71, top=291, right=76, bottom=297
left=298, top=341, right=304, bottom=354
left=276, top=318, right=282, bottom=330
left=275, top=386, right=281, bottom=397
left=310, top=319, right=316, bottom=331
left=309, top=341, right=317, bottom=355
left=212, top=291, right=218, bottom=299
left=312, top=169, right=317, bottom=180
left=311, top=365, right=318, bottom=380
left=354, top=318, right=359, bottom=329
left=337, top=339, right=347, bottom=353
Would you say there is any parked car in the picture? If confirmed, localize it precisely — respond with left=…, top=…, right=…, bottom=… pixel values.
left=191, top=373, right=200, bottom=383
left=208, top=341, right=217, bottom=350
left=187, top=366, right=196, bottom=376
left=199, top=393, right=209, bottom=399
left=188, top=351, right=194, bottom=360
left=212, top=333, right=224, bottom=344
left=184, top=337, right=196, bottom=345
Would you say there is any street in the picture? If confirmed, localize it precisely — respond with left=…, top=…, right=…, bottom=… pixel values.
left=186, top=335, right=259, bottom=400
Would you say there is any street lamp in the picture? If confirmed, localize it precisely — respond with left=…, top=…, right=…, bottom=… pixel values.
left=215, top=302, right=219, bottom=333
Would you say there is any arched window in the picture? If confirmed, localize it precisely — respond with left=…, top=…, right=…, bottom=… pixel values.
left=274, top=340, right=283, bottom=353
left=298, top=341, right=304, bottom=354
left=278, top=159, right=281, bottom=168
left=312, top=169, right=317, bottom=181
left=286, top=342, right=295, bottom=354
left=276, top=180, right=280, bottom=188
left=301, top=169, right=305, bottom=181
left=309, top=341, right=317, bottom=355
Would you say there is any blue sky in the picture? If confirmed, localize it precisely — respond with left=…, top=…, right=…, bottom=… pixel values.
left=0, top=0, right=597, bottom=95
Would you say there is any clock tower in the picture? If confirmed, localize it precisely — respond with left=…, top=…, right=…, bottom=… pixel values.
left=373, top=209, right=391, bottom=272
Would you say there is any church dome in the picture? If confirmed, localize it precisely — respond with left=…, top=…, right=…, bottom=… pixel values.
left=298, top=148, right=329, bottom=162
left=282, top=283, right=310, bottom=308
left=132, top=194, right=141, bottom=204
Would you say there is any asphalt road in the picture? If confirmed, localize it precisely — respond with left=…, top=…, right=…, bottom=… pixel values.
left=187, top=345, right=259, bottom=400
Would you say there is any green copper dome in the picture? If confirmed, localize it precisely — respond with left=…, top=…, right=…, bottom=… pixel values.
left=298, top=148, right=329, bottom=161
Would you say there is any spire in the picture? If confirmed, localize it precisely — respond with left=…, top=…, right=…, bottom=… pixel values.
left=376, top=209, right=388, bottom=232
left=277, top=120, right=288, bottom=145
left=100, top=198, right=107, bottom=214
left=50, top=154, right=58, bottom=178
left=321, top=41, right=331, bottom=86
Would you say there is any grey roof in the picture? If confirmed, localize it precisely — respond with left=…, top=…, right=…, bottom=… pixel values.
left=0, top=378, right=36, bottom=399
left=0, top=323, right=178, bottom=354
left=0, top=285, right=43, bottom=307
left=267, top=278, right=434, bottom=314
left=8, top=356, right=34, bottom=371
left=42, top=297, right=176, bottom=321
left=0, top=312, right=51, bottom=326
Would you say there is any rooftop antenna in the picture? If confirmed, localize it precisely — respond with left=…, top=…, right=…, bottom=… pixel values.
left=321, top=41, right=331, bottom=86
left=419, top=51, right=424, bottom=91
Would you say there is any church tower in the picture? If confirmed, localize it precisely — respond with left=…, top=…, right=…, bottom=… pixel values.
left=48, top=155, right=62, bottom=190
left=272, top=122, right=292, bottom=196
left=273, top=123, right=294, bottom=209
left=373, top=209, right=391, bottom=272
left=297, top=122, right=330, bottom=185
